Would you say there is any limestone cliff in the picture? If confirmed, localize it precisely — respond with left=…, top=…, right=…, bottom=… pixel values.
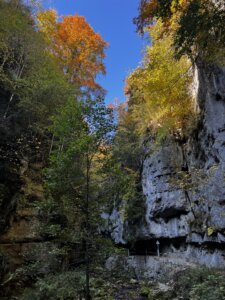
left=107, top=60, right=225, bottom=268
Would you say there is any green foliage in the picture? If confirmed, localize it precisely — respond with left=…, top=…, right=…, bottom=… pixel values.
left=0, top=3, right=116, bottom=299
left=190, top=274, right=225, bottom=300
left=113, top=103, right=143, bottom=170
left=20, top=54, right=73, bottom=129
left=0, top=0, right=34, bottom=96
left=102, top=104, right=146, bottom=241
left=140, top=285, right=153, bottom=298
left=20, top=271, right=86, bottom=300
left=45, top=97, right=85, bottom=200
left=134, top=0, right=225, bottom=62
left=103, top=161, right=139, bottom=206
left=0, top=1, right=116, bottom=299
left=175, top=0, right=225, bottom=62
left=44, top=96, right=115, bottom=237
left=104, top=161, right=145, bottom=241
left=0, top=0, right=73, bottom=127
left=43, top=95, right=115, bottom=298
left=174, top=267, right=225, bottom=300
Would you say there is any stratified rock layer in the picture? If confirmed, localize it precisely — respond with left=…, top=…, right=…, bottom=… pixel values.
left=107, top=61, right=225, bottom=268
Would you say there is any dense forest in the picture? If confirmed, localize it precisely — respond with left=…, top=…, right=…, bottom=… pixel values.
left=0, top=0, right=225, bottom=299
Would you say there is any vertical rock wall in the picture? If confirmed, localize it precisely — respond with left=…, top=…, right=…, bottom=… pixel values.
left=107, top=62, right=225, bottom=268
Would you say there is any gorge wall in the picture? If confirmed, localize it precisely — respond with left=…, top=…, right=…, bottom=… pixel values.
left=106, top=60, right=225, bottom=268
left=0, top=88, right=53, bottom=287
left=0, top=59, right=225, bottom=283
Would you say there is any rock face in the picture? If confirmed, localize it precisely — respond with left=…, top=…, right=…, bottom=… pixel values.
left=108, top=61, right=225, bottom=268
left=0, top=87, right=51, bottom=282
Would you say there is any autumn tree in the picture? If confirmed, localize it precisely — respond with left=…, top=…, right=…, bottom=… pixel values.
left=134, top=0, right=225, bottom=61
left=125, top=21, right=193, bottom=141
left=38, top=10, right=107, bottom=89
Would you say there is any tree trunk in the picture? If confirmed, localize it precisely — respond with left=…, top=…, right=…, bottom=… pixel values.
left=49, top=134, right=54, bottom=156
left=85, top=152, right=91, bottom=300
left=3, top=59, right=25, bottom=118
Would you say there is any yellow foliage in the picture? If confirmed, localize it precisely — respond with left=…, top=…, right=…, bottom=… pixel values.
left=207, top=227, right=214, bottom=236
left=37, top=9, right=57, bottom=38
left=125, top=20, right=193, bottom=140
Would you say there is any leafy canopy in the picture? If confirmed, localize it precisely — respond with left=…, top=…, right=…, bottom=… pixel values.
left=125, top=20, right=193, bottom=140
left=134, top=0, right=225, bottom=61
left=38, top=10, right=107, bottom=89
left=0, top=0, right=72, bottom=126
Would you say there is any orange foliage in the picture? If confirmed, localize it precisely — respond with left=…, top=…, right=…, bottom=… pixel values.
left=38, top=10, right=107, bottom=89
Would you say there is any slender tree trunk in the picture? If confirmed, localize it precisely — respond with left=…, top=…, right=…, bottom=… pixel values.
left=85, top=152, right=90, bottom=300
left=4, top=59, right=25, bottom=118
left=85, top=239, right=90, bottom=300
left=60, top=141, right=64, bottom=152
left=4, top=93, right=14, bottom=118
left=57, top=138, right=64, bottom=158
left=49, top=134, right=54, bottom=156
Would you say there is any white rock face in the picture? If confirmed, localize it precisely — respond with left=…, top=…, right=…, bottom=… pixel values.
left=101, top=208, right=126, bottom=244
left=107, top=62, right=225, bottom=268
left=142, top=142, right=192, bottom=239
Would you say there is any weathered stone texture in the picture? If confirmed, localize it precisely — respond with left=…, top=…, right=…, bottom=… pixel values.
left=107, top=62, right=225, bottom=268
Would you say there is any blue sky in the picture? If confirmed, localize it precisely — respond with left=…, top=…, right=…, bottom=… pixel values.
left=45, top=0, right=146, bottom=104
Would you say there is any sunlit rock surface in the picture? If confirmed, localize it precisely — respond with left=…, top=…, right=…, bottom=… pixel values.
left=107, top=61, right=225, bottom=268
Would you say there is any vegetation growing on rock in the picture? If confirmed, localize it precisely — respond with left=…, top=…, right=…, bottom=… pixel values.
left=0, top=0, right=224, bottom=299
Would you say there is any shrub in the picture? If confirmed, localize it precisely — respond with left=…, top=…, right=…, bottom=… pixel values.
left=174, top=267, right=225, bottom=300
left=20, top=271, right=86, bottom=300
